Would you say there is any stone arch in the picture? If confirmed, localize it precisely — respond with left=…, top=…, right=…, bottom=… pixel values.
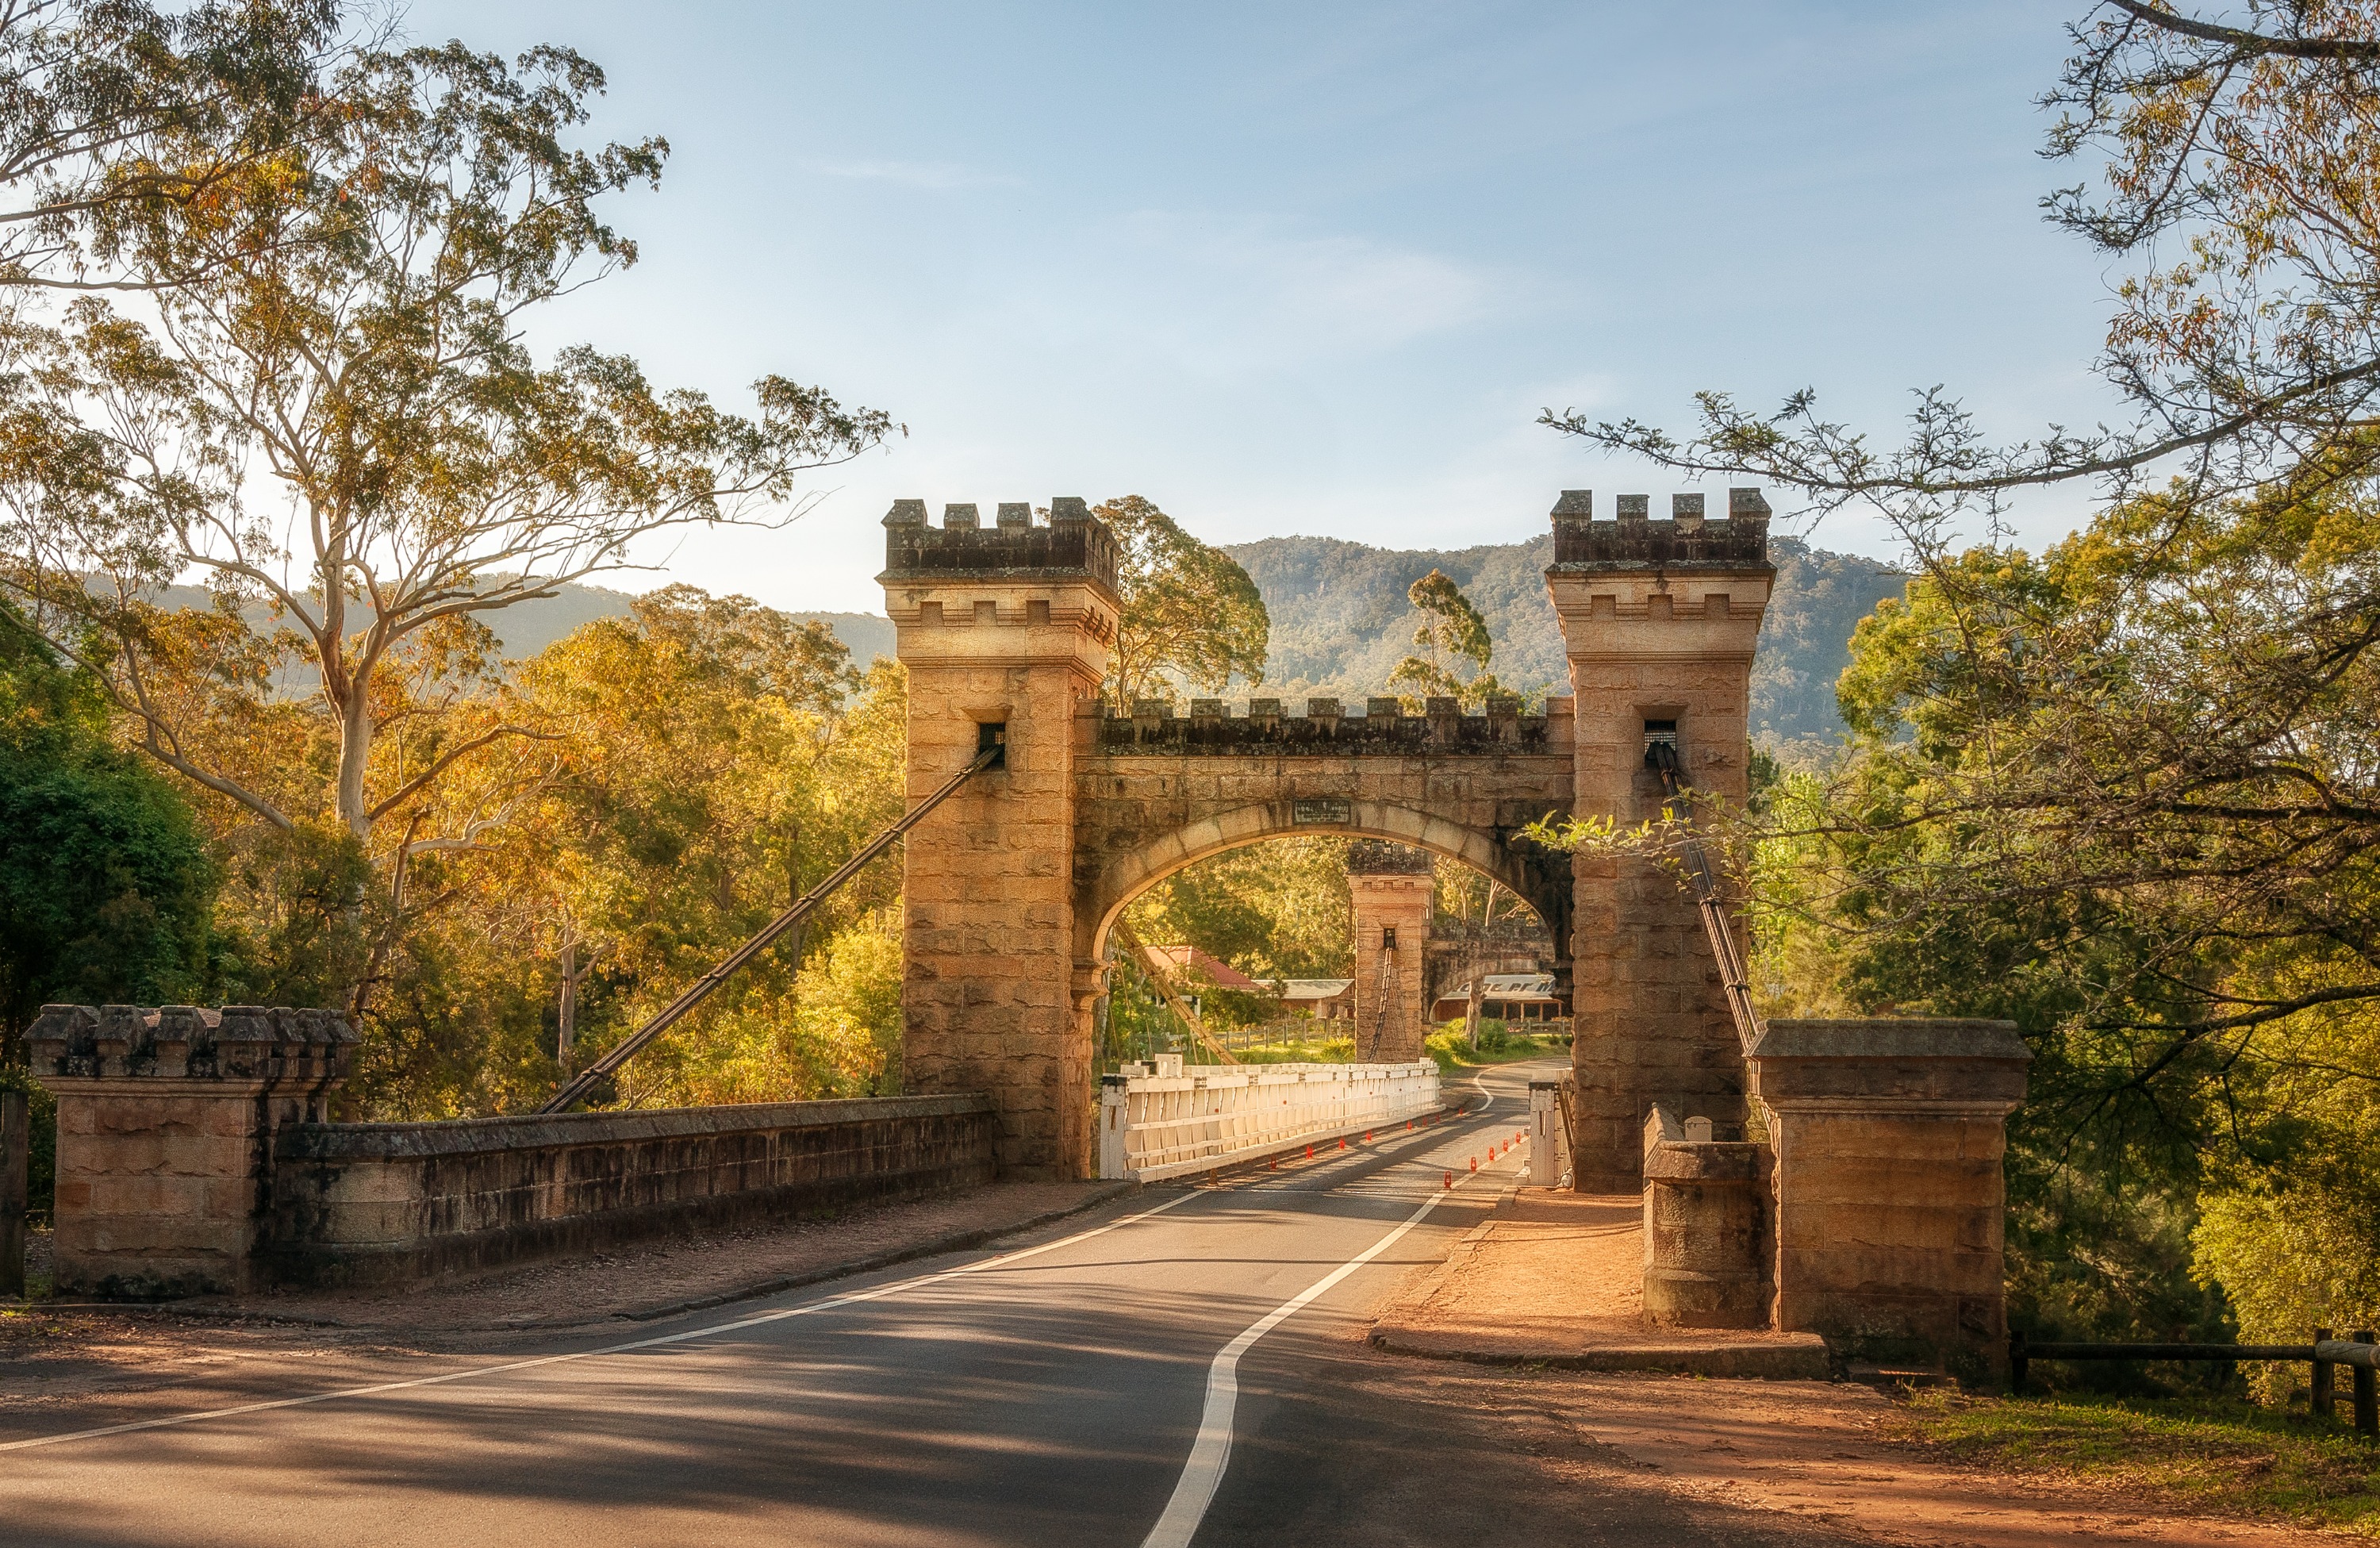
left=1081, top=797, right=1549, bottom=963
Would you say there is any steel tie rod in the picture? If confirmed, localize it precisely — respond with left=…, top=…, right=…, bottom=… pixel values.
left=538, top=742, right=1003, bottom=1114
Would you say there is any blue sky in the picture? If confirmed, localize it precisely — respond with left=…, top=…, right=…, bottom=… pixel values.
left=405, top=1, right=2115, bottom=613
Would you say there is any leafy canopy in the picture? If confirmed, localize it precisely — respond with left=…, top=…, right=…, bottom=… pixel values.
left=1093, top=494, right=1268, bottom=707
left=1388, top=567, right=1503, bottom=709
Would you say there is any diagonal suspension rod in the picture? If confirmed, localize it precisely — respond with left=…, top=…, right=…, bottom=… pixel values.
left=1648, top=741, right=1763, bottom=1055
left=538, top=742, right=1003, bottom=1115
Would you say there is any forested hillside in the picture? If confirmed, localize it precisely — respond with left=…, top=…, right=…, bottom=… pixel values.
left=145, top=582, right=897, bottom=670
left=1223, top=532, right=1905, bottom=749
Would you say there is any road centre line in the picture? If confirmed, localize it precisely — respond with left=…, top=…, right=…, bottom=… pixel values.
left=1138, top=1142, right=1499, bottom=1548
left=0, top=1187, right=1208, bottom=1454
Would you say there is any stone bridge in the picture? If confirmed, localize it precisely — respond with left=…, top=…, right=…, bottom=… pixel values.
left=881, top=490, right=1779, bottom=1184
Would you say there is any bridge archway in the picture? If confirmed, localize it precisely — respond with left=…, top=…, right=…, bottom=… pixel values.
left=880, top=490, right=1777, bottom=1181
left=1081, top=798, right=1552, bottom=962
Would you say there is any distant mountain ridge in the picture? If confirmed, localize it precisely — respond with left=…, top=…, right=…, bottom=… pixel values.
left=144, top=581, right=897, bottom=671
left=1220, top=531, right=1906, bottom=749
left=140, top=536, right=1898, bottom=747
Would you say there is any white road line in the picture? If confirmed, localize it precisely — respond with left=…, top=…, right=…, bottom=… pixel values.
left=0, top=1189, right=1204, bottom=1455
left=1137, top=1164, right=1484, bottom=1548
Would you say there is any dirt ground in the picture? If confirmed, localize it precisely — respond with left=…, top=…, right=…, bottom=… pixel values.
left=1439, top=1359, right=2338, bottom=1546
left=1372, top=1188, right=1829, bottom=1373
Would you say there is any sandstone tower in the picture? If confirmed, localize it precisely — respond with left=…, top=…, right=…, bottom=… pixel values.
left=1346, top=839, right=1434, bottom=1061
left=1545, top=490, right=1775, bottom=1191
left=879, top=499, right=1119, bottom=1178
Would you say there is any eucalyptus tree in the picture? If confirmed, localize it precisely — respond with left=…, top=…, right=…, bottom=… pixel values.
left=1092, top=494, right=1269, bottom=709
left=1388, top=567, right=1501, bottom=709
left=0, top=0, right=346, bottom=290
left=3, top=38, right=892, bottom=861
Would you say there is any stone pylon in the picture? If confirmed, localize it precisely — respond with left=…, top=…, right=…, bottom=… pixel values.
left=1347, top=839, right=1433, bottom=1061
left=880, top=499, right=1119, bottom=1179
left=1545, top=490, right=1776, bottom=1192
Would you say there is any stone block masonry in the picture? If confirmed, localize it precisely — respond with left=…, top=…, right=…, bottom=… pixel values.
left=1348, top=841, right=1434, bottom=1062
left=1641, top=1105, right=1767, bottom=1330
left=881, top=497, right=1120, bottom=1180
left=270, top=1093, right=996, bottom=1288
left=1749, top=1016, right=2031, bottom=1385
left=26, top=1004, right=1000, bottom=1296
left=25, top=1004, right=353, bottom=1296
left=1546, top=488, right=1776, bottom=1191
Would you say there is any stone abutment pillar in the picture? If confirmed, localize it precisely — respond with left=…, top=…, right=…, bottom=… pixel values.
left=1545, top=489, right=1775, bottom=1191
left=24, top=1004, right=354, bottom=1297
left=1750, top=1017, right=2031, bottom=1385
left=881, top=498, right=1119, bottom=1180
left=1641, top=1105, right=1768, bottom=1329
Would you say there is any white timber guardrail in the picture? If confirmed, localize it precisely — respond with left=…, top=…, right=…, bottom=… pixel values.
left=1097, top=1054, right=1441, bottom=1182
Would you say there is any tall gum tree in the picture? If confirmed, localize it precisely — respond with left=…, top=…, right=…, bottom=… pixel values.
left=4, top=39, right=893, bottom=856
left=1090, top=494, right=1268, bottom=709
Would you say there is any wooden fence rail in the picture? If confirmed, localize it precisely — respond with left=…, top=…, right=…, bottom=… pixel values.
left=2012, top=1329, right=2378, bottom=1436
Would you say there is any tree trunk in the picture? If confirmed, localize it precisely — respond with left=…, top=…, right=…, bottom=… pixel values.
left=558, top=934, right=578, bottom=1071
left=1465, top=882, right=1501, bottom=1050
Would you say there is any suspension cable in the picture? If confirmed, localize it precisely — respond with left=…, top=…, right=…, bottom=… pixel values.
left=1646, top=741, right=1763, bottom=1055
left=537, top=741, right=1004, bottom=1114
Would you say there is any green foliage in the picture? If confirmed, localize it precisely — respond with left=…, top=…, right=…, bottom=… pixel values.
left=1424, top=1025, right=1568, bottom=1074
left=1236, top=1037, right=1356, bottom=1066
left=1389, top=567, right=1502, bottom=709
left=1123, top=836, right=1353, bottom=983
left=0, top=610, right=213, bottom=1031
left=6, top=22, right=890, bottom=857
left=1227, top=532, right=1901, bottom=740
left=1728, top=471, right=2380, bottom=1351
left=208, top=823, right=373, bottom=1013
left=1095, top=495, right=1269, bottom=707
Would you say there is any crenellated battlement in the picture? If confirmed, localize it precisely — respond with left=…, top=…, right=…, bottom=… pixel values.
left=1549, top=487, right=1773, bottom=569
left=1346, top=839, right=1434, bottom=874
left=25, top=1003, right=358, bottom=1297
left=25, top=1002, right=355, bottom=1084
left=1092, top=693, right=1573, bottom=755
left=880, top=495, right=1122, bottom=593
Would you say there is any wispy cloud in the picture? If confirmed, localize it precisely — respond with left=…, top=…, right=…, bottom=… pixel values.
left=1023, top=211, right=1527, bottom=371
left=808, top=158, right=1020, bottom=190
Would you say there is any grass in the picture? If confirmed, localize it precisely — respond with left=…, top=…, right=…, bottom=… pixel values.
left=1887, top=1388, right=2380, bottom=1535
left=1423, top=1027, right=1571, bottom=1074
left=1233, top=1037, right=1357, bottom=1065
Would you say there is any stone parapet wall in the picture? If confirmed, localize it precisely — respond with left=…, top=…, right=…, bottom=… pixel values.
left=1093, top=697, right=1563, bottom=755
left=27, top=1004, right=1000, bottom=1297
left=1640, top=1106, right=1768, bottom=1330
left=269, top=1093, right=997, bottom=1288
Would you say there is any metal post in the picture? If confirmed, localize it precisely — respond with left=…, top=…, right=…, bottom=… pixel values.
left=1528, top=1082, right=1559, bottom=1186
left=1, top=1089, right=27, bottom=1299
left=2313, top=1327, right=2334, bottom=1422
left=2355, top=1331, right=2378, bottom=1439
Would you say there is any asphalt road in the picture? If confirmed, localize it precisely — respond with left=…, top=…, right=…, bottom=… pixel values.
left=0, top=1059, right=1834, bottom=1548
